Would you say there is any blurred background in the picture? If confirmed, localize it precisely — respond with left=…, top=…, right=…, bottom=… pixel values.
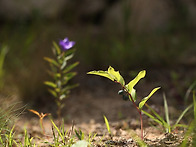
left=0, top=0, right=195, bottom=115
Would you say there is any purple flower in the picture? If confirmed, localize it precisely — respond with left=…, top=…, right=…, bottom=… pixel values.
left=59, top=37, right=75, bottom=50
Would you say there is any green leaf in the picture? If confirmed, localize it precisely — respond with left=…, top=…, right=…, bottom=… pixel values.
left=48, top=89, right=57, bottom=97
left=87, top=66, right=125, bottom=85
left=129, top=88, right=137, bottom=102
left=126, top=70, right=146, bottom=93
left=139, top=87, right=160, bottom=110
left=44, top=57, right=59, bottom=67
left=64, top=53, right=74, bottom=61
left=108, top=66, right=125, bottom=85
left=103, top=115, right=111, bottom=135
left=63, top=62, right=79, bottom=74
left=62, top=84, right=79, bottom=93
left=142, top=110, right=163, bottom=125
left=53, top=42, right=61, bottom=55
left=163, top=93, right=170, bottom=133
left=75, top=129, right=84, bottom=140
left=173, top=103, right=193, bottom=128
left=63, top=72, right=77, bottom=83
left=55, top=88, right=60, bottom=93
left=144, top=104, right=169, bottom=132
left=64, top=48, right=75, bottom=57
left=59, top=94, right=66, bottom=100
left=87, top=70, right=113, bottom=80
left=60, top=60, right=67, bottom=70
left=44, top=81, right=57, bottom=88
left=50, top=119, right=65, bottom=143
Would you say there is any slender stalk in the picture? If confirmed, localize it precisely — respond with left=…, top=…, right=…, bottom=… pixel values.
left=56, top=53, right=63, bottom=121
left=40, top=118, right=45, bottom=135
left=126, top=89, right=143, bottom=140
left=115, top=81, right=144, bottom=139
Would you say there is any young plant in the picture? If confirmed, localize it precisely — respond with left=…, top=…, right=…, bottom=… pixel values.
left=103, top=115, right=112, bottom=138
left=28, top=109, right=51, bottom=135
left=49, top=118, right=77, bottom=146
left=0, top=125, right=15, bottom=146
left=142, top=93, right=193, bottom=133
left=88, top=66, right=160, bottom=139
left=44, top=37, right=79, bottom=119
left=0, top=101, right=24, bottom=145
left=75, top=129, right=85, bottom=140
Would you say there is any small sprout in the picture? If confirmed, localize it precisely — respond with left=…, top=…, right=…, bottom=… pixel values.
left=103, top=115, right=112, bottom=138
left=28, top=109, right=51, bottom=135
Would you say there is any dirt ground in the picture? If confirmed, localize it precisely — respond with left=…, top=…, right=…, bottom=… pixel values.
left=14, top=88, right=186, bottom=146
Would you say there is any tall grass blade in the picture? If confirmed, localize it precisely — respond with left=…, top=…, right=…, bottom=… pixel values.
left=103, top=115, right=111, bottom=136
left=145, top=104, right=167, bottom=125
left=163, top=93, right=170, bottom=133
left=173, top=104, right=193, bottom=129
left=184, top=81, right=196, bottom=104
left=50, top=119, right=65, bottom=143
left=142, top=110, right=162, bottom=125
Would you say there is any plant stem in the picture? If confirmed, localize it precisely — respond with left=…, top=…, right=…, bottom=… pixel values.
left=126, top=90, right=143, bottom=140
left=116, top=81, right=144, bottom=140
left=57, top=104, right=61, bottom=122
left=40, top=118, right=45, bottom=135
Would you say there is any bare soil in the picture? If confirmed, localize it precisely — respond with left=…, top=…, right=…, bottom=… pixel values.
left=14, top=89, right=186, bottom=146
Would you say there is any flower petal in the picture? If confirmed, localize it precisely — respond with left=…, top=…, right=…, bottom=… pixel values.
left=59, top=37, right=75, bottom=50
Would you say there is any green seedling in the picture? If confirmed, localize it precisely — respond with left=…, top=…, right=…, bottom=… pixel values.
left=28, top=109, right=51, bottom=135
left=75, top=129, right=85, bottom=140
left=50, top=118, right=76, bottom=146
left=88, top=132, right=97, bottom=145
left=44, top=38, right=79, bottom=120
left=1, top=125, right=15, bottom=146
left=75, top=128, right=97, bottom=146
left=103, top=115, right=112, bottom=138
left=88, top=66, right=160, bottom=139
left=142, top=93, right=193, bottom=134
left=0, top=101, right=25, bottom=146
left=50, top=118, right=67, bottom=146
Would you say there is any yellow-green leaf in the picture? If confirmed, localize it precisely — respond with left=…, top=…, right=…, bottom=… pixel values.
left=44, top=57, right=59, bottom=67
left=129, top=88, right=137, bottom=102
left=126, top=70, right=146, bottom=93
left=139, top=87, right=160, bottom=110
left=53, top=41, right=61, bottom=55
left=87, top=66, right=125, bottom=85
left=48, top=89, right=57, bottom=97
left=107, top=66, right=125, bottom=85
left=103, top=115, right=111, bottom=135
left=44, top=81, right=57, bottom=88
left=87, top=70, right=113, bottom=81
